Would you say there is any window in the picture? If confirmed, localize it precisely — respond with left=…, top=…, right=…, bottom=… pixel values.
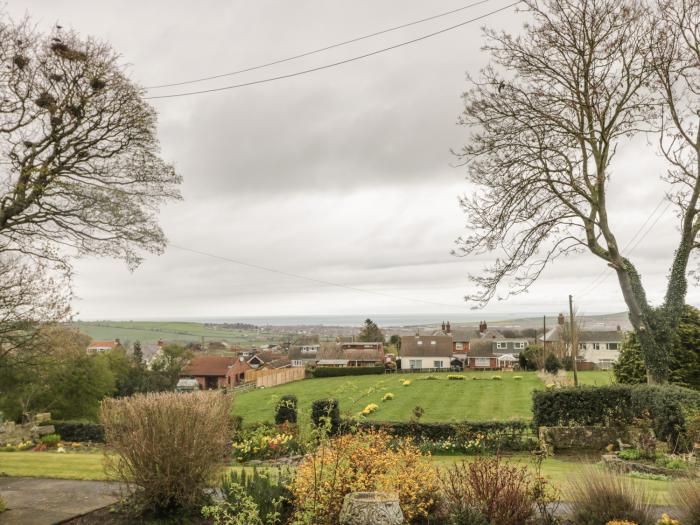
left=607, top=343, right=619, bottom=350
left=409, top=359, right=421, bottom=369
left=579, top=343, right=586, bottom=350
left=430, top=340, right=437, bottom=345
left=417, top=340, right=423, bottom=345
left=434, top=360, right=443, bottom=368
left=592, top=343, right=601, bottom=350
left=475, top=357, right=490, bottom=367
left=515, top=342, right=525, bottom=349
left=496, top=342, right=507, bottom=350
left=455, top=343, right=464, bottom=351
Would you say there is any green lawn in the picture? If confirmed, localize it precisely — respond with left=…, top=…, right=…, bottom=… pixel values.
left=567, top=370, right=615, bottom=386
left=0, top=451, right=109, bottom=480
left=0, top=450, right=674, bottom=504
left=234, top=371, right=544, bottom=425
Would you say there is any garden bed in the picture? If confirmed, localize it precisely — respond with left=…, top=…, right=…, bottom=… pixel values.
left=602, top=453, right=698, bottom=479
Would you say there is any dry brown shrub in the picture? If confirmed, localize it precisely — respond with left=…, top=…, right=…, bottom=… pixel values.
left=672, top=482, right=700, bottom=525
left=438, top=455, right=538, bottom=525
left=100, top=391, right=232, bottom=515
left=567, top=468, right=655, bottom=525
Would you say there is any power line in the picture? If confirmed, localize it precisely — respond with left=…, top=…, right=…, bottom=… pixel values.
left=146, top=0, right=495, bottom=90
left=168, top=243, right=469, bottom=309
left=145, top=2, right=522, bottom=100
left=577, top=197, right=672, bottom=299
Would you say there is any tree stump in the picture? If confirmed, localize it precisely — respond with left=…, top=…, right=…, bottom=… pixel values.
left=339, top=492, right=403, bottom=525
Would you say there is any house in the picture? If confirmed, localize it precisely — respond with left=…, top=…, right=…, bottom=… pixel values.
left=180, top=355, right=251, bottom=390
left=492, top=338, right=528, bottom=356
left=465, top=340, right=499, bottom=369
left=316, top=342, right=384, bottom=367
left=436, top=321, right=504, bottom=356
left=86, top=339, right=121, bottom=354
left=577, top=330, right=623, bottom=370
left=289, top=344, right=319, bottom=367
left=399, top=335, right=453, bottom=370
left=246, top=350, right=291, bottom=369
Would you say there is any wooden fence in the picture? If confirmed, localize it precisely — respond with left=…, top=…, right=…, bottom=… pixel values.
left=244, top=367, right=305, bottom=388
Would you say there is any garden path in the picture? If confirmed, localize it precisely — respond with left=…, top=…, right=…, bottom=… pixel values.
left=0, top=477, right=121, bottom=525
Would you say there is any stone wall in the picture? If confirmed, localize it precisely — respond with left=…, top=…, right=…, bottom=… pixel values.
left=0, top=413, right=55, bottom=445
left=539, top=425, right=629, bottom=451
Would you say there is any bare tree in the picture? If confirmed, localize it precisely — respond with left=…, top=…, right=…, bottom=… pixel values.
left=0, top=16, right=181, bottom=268
left=456, top=0, right=698, bottom=383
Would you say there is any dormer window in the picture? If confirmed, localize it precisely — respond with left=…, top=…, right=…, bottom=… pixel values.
left=417, top=340, right=423, bottom=345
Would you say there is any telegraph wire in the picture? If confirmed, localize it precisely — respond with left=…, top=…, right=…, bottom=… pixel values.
left=145, top=2, right=522, bottom=99
left=145, top=0, right=495, bottom=89
left=168, top=243, right=469, bottom=309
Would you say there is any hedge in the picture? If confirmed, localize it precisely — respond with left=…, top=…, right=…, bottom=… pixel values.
left=49, top=420, right=105, bottom=443
left=312, top=366, right=384, bottom=378
left=532, top=384, right=700, bottom=449
left=275, top=395, right=298, bottom=425
left=311, top=399, right=341, bottom=435
left=352, top=420, right=534, bottom=451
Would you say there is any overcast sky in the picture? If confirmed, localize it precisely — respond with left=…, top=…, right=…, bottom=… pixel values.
left=8, top=0, right=695, bottom=321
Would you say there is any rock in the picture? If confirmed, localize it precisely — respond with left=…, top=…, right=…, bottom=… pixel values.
left=34, top=413, right=51, bottom=423
left=32, top=425, right=55, bottom=437
left=339, top=492, right=403, bottom=525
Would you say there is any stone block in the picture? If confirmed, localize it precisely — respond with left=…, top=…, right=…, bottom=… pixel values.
left=340, top=492, right=403, bottom=525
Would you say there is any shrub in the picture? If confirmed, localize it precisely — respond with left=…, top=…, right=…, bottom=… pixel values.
left=291, top=430, right=439, bottom=524
left=203, top=468, right=293, bottom=525
left=231, top=424, right=297, bottom=462
left=312, top=367, right=384, bottom=378
left=361, top=403, right=379, bottom=416
left=311, top=399, right=340, bottom=435
left=437, top=456, right=542, bottom=525
left=100, top=391, right=232, bottom=515
left=544, top=353, right=562, bottom=374
left=382, top=392, right=394, bottom=401
left=353, top=420, right=535, bottom=452
left=49, top=420, right=104, bottom=442
left=275, top=395, right=297, bottom=425
left=568, top=469, right=655, bottom=525
left=672, top=482, right=700, bottom=525
left=40, top=433, right=61, bottom=448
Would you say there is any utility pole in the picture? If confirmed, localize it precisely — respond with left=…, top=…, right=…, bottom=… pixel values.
left=542, top=315, right=546, bottom=370
left=569, top=294, right=579, bottom=386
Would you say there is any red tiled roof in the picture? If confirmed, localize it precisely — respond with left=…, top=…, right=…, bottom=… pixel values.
left=182, top=356, right=240, bottom=377
left=87, top=340, right=118, bottom=348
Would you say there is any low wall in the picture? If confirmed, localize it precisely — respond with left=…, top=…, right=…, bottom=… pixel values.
left=539, top=425, right=630, bottom=451
left=0, top=413, right=55, bottom=445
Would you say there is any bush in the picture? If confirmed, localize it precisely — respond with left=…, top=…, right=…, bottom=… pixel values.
left=312, top=367, right=384, bottom=378
left=568, top=469, right=655, bottom=525
left=311, top=399, right=340, bottom=435
left=274, top=395, right=297, bottom=425
left=353, top=420, right=534, bottom=452
left=231, top=424, right=298, bottom=462
left=544, top=353, right=562, bottom=374
left=203, top=467, right=293, bottom=525
left=100, top=391, right=232, bottom=515
left=291, top=430, right=439, bottom=524
left=533, top=384, right=700, bottom=450
left=40, top=433, right=61, bottom=447
left=672, top=482, right=700, bottom=525
left=49, top=420, right=104, bottom=442
left=437, top=456, right=541, bottom=525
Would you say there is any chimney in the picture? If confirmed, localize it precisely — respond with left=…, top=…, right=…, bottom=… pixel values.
left=479, top=321, right=487, bottom=333
left=157, top=338, right=164, bottom=348
left=115, top=338, right=121, bottom=346
left=446, top=321, right=451, bottom=334
left=617, top=324, right=621, bottom=332
left=558, top=313, right=565, bottom=325
left=441, top=321, right=446, bottom=332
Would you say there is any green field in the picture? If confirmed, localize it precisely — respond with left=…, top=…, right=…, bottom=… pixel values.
left=72, top=320, right=283, bottom=347
left=234, top=371, right=547, bottom=425
left=566, top=370, right=615, bottom=386
left=234, top=370, right=616, bottom=426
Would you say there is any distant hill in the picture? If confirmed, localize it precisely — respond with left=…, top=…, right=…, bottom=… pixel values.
left=486, top=311, right=631, bottom=331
